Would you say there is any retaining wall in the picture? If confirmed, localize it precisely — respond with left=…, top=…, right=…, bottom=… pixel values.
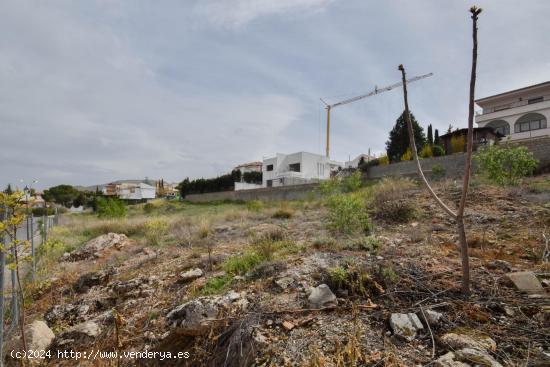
left=185, top=183, right=320, bottom=203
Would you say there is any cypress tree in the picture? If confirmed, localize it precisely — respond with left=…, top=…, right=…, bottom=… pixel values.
left=385, top=111, right=426, bottom=162
left=427, top=124, right=434, bottom=145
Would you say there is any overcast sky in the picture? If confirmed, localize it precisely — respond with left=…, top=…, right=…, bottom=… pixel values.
left=2, top=0, right=550, bottom=189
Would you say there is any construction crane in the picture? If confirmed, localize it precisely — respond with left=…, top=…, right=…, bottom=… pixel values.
left=320, top=72, right=433, bottom=158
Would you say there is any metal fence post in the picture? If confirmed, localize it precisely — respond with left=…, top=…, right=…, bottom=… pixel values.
left=31, top=211, right=35, bottom=280
left=43, top=203, right=47, bottom=244
left=0, top=206, right=6, bottom=367
left=9, top=207, right=18, bottom=330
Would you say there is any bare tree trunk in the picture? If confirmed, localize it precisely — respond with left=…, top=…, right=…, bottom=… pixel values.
left=456, top=6, right=482, bottom=297
left=397, top=6, right=482, bottom=297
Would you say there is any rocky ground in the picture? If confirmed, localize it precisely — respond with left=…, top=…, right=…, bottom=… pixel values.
left=6, top=176, right=550, bottom=366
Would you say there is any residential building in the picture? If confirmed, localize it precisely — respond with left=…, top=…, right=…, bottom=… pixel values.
left=102, top=182, right=156, bottom=201
left=439, top=127, right=503, bottom=154
left=475, top=81, right=550, bottom=141
left=262, top=152, right=343, bottom=188
left=344, top=153, right=376, bottom=169
left=234, top=161, right=263, bottom=191
left=117, top=182, right=156, bottom=201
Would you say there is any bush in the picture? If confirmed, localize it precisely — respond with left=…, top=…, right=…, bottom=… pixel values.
left=31, top=207, right=56, bottom=216
left=475, top=145, right=538, bottom=185
left=223, top=251, right=263, bottom=275
left=419, top=145, right=433, bottom=158
left=319, top=178, right=341, bottom=195
left=272, top=208, right=293, bottom=219
left=431, top=164, right=446, bottom=180
left=243, top=171, right=262, bottom=184
left=96, top=197, right=127, bottom=218
left=451, top=135, right=465, bottom=153
left=432, top=145, right=445, bottom=157
left=143, top=202, right=155, bottom=214
left=344, top=235, right=380, bottom=252
left=342, top=171, right=362, bottom=192
left=246, top=200, right=263, bottom=212
left=144, top=219, right=168, bottom=245
left=372, top=177, right=416, bottom=223
left=326, top=194, right=371, bottom=234
left=401, top=147, right=413, bottom=161
left=379, top=155, right=390, bottom=165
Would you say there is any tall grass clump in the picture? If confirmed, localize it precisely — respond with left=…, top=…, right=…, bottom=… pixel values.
left=371, top=177, right=416, bottom=223
left=246, top=200, right=263, bottom=212
left=144, top=219, right=169, bottom=245
left=326, top=194, right=371, bottom=235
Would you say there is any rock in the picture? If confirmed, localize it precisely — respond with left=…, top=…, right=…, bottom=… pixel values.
left=506, top=271, right=545, bottom=295
left=111, top=276, right=153, bottom=299
left=275, top=277, right=295, bottom=290
left=57, top=321, right=101, bottom=345
left=455, top=348, right=503, bottom=367
left=421, top=309, right=443, bottom=326
left=434, top=352, right=470, bottom=367
left=7, top=320, right=55, bottom=353
left=179, top=268, right=203, bottom=283
left=74, top=269, right=115, bottom=293
left=389, top=313, right=424, bottom=341
left=166, top=291, right=248, bottom=333
left=282, top=321, right=295, bottom=331
left=65, top=233, right=134, bottom=261
left=440, top=331, right=496, bottom=352
left=308, top=284, right=337, bottom=308
left=486, top=260, right=511, bottom=273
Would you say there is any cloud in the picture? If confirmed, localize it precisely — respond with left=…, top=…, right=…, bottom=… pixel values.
left=192, top=0, right=334, bottom=28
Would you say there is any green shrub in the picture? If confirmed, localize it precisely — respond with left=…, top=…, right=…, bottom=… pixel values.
left=144, top=219, right=168, bottom=245
left=96, top=197, right=127, bottom=218
left=312, top=237, right=338, bottom=251
left=246, top=200, right=263, bottom=212
left=326, top=194, right=371, bottom=234
left=401, top=148, right=412, bottom=161
left=345, top=235, right=381, bottom=252
left=223, top=251, right=263, bottom=275
left=432, top=145, right=445, bottom=157
left=342, top=171, right=362, bottom=192
left=319, top=178, right=341, bottom=195
left=200, top=275, right=232, bottom=295
left=475, top=145, right=538, bottom=185
left=143, top=203, right=155, bottom=214
left=419, top=145, right=433, bottom=158
left=379, top=155, right=390, bottom=165
left=272, top=208, right=293, bottom=219
left=431, top=164, right=446, bottom=180
left=372, top=177, right=416, bottom=223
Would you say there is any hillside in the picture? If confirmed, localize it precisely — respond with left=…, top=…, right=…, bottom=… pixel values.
left=10, top=175, right=550, bottom=366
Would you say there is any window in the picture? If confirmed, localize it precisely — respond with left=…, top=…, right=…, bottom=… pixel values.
left=266, top=164, right=273, bottom=171
left=289, top=163, right=300, bottom=172
left=279, top=178, right=284, bottom=184
left=528, top=96, right=543, bottom=105
left=514, top=113, right=547, bottom=133
left=487, top=120, right=510, bottom=136
left=266, top=180, right=273, bottom=187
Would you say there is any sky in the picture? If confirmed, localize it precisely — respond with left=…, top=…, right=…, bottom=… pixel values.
left=1, top=0, right=550, bottom=189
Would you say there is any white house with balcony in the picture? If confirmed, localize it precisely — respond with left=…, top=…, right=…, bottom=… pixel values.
left=117, top=182, right=156, bottom=201
left=262, top=152, right=343, bottom=188
left=475, top=81, right=550, bottom=141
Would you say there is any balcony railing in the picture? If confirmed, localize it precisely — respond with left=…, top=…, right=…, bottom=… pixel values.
left=477, top=94, right=550, bottom=115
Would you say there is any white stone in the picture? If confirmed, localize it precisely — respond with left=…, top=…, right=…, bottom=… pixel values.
left=389, top=313, right=424, bottom=341
left=455, top=348, right=503, bottom=367
left=179, top=268, right=203, bottom=282
left=308, top=284, right=337, bottom=308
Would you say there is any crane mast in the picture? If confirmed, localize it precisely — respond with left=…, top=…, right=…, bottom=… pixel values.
left=320, top=72, right=433, bottom=158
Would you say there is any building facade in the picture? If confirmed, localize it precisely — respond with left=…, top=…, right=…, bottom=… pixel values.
left=103, top=182, right=156, bottom=201
left=475, top=81, right=550, bottom=141
left=262, top=152, right=342, bottom=188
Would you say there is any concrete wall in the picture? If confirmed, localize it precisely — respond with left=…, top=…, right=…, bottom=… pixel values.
left=186, top=183, right=320, bottom=203
left=367, top=136, right=550, bottom=179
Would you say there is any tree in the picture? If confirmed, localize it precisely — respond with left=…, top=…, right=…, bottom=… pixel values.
left=385, top=111, right=426, bottom=162
left=396, top=5, right=482, bottom=297
left=427, top=124, right=434, bottom=145
left=475, top=145, right=538, bottom=185
left=42, top=184, right=80, bottom=208
left=434, top=129, right=441, bottom=145
left=4, top=184, right=13, bottom=194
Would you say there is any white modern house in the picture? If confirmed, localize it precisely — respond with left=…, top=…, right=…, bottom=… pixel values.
left=262, top=152, right=343, bottom=188
left=116, top=182, right=156, bottom=201
left=344, top=153, right=376, bottom=169
left=475, top=81, right=550, bottom=141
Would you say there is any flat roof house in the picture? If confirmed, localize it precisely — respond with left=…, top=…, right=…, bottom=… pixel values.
left=475, top=81, right=550, bottom=141
left=262, top=152, right=343, bottom=188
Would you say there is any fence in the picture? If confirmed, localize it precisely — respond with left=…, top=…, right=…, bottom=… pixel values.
left=0, top=205, right=59, bottom=365
left=186, top=183, right=320, bottom=203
